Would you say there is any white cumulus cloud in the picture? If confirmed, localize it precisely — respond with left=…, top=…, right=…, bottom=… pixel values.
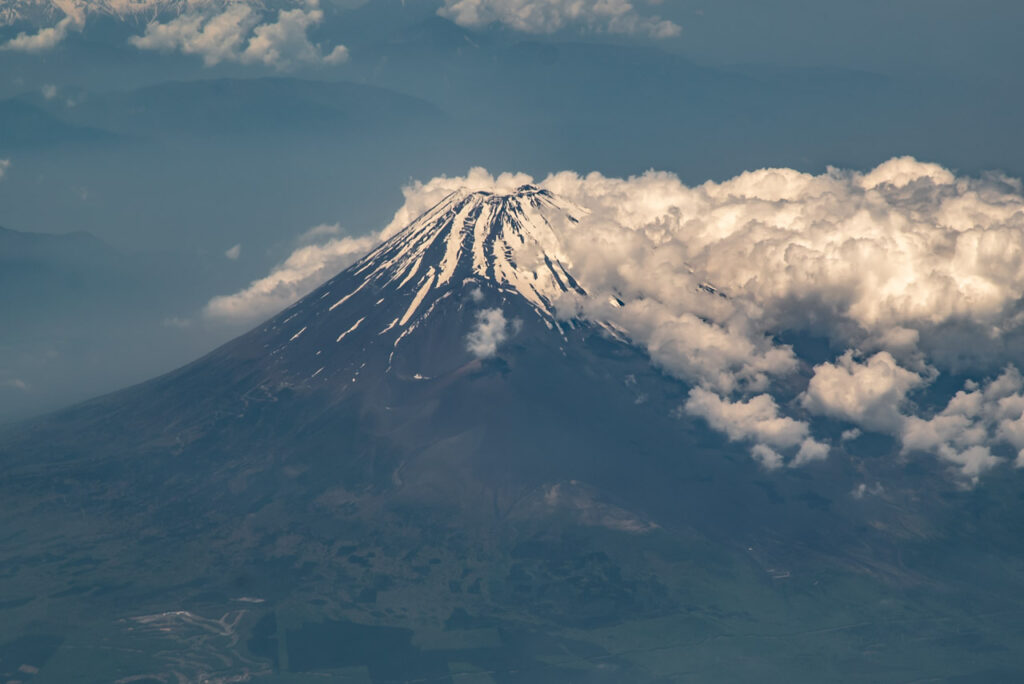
left=798, top=355, right=1024, bottom=481
left=898, top=367, right=1024, bottom=481
left=577, top=291, right=797, bottom=395
left=685, top=388, right=828, bottom=469
left=129, top=0, right=346, bottom=69
left=801, top=351, right=928, bottom=433
left=1, top=1, right=346, bottom=62
left=749, top=444, right=784, bottom=470
left=542, top=158, right=1024, bottom=360
left=438, top=0, right=681, bottom=39
left=466, top=308, right=518, bottom=358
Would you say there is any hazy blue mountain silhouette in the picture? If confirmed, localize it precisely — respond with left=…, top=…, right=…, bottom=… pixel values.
left=19, top=77, right=445, bottom=141
left=0, top=99, right=114, bottom=149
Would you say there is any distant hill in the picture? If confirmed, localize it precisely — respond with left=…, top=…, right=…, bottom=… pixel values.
left=0, top=99, right=114, bottom=149
left=0, top=224, right=243, bottom=424
left=24, top=77, right=446, bottom=140
left=0, top=224, right=121, bottom=315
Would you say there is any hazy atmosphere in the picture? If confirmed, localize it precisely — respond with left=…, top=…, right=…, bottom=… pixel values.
left=3, top=1, right=1024, bottom=682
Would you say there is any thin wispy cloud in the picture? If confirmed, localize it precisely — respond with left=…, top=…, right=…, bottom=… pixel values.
left=205, top=224, right=375, bottom=323
left=1, top=13, right=81, bottom=51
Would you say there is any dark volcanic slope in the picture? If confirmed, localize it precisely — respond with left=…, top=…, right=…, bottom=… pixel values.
left=4, top=187, right=1024, bottom=683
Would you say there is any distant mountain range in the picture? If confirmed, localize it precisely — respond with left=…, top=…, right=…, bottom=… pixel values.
left=0, top=98, right=113, bottom=149
left=0, top=223, right=247, bottom=423
left=1, top=77, right=444, bottom=145
left=30, top=77, right=443, bottom=138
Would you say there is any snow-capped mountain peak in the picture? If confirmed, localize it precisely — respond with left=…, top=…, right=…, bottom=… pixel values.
left=351, top=184, right=586, bottom=323
left=245, top=184, right=596, bottom=385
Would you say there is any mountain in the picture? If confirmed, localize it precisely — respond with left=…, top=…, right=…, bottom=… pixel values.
left=0, top=223, right=120, bottom=330
left=0, top=224, right=253, bottom=424
left=0, top=0, right=76, bottom=26
left=4, top=187, right=1024, bottom=682
left=0, top=99, right=114, bottom=149
left=28, top=78, right=446, bottom=141
left=0, top=223, right=115, bottom=265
